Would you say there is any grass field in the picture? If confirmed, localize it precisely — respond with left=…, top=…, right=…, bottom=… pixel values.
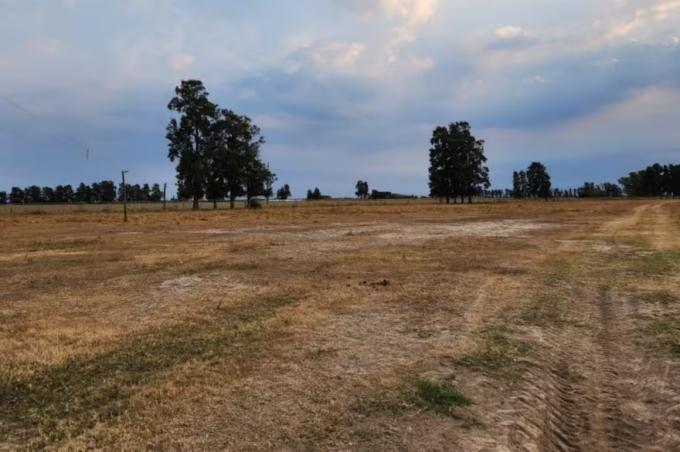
left=1, top=199, right=679, bottom=450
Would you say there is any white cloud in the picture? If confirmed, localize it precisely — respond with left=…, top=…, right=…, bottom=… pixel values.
left=169, top=53, right=196, bottom=71
left=336, top=0, right=438, bottom=63
left=604, top=0, right=680, bottom=41
left=495, top=26, right=528, bottom=39
left=288, top=41, right=366, bottom=74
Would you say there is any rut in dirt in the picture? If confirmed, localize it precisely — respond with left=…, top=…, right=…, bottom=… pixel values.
left=508, top=292, right=663, bottom=451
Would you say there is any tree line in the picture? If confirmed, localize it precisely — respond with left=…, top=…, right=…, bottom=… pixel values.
left=0, top=181, right=165, bottom=205
left=618, top=163, right=680, bottom=198
left=167, top=80, right=280, bottom=210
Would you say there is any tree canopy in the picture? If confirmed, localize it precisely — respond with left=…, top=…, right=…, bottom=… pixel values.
left=428, top=122, right=490, bottom=203
left=167, top=80, right=274, bottom=210
left=355, top=180, right=369, bottom=199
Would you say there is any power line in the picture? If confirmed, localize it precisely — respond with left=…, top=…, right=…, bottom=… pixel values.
left=0, top=95, right=91, bottom=160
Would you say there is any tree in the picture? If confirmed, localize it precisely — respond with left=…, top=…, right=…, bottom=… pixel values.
left=167, top=80, right=218, bottom=210
left=526, top=162, right=552, bottom=199
left=244, top=155, right=275, bottom=207
left=276, top=184, right=292, bottom=200
left=75, top=183, right=91, bottom=203
left=619, top=163, right=679, bottom=197
left=0, top=191, right=7, bottom=204
left=150, top=183, right=163, bottom=202
left=262, top=164, right=277, bottom=204
left=10, top=187, right=24, bottom=204
left=42, top=186, right=56, bottom=203
left=100, top=181, right=117, bottom=203
left=355, top=180, right=369, bottom=199
left=25, top=185, right=43, bottom=203
left=307, top=187, right=323, bottom=200
left=428, top=122, right=490, bottom=204
left=141, top=183, right=151, bottom=202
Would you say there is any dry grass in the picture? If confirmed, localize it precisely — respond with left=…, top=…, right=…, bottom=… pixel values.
left=1, top=199, right=679, bottom=450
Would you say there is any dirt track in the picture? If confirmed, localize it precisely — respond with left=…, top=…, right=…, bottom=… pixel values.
left=0, top=200, right=678, bottom=450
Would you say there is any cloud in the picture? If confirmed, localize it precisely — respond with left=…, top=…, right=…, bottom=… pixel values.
left=335, top=0, right=438, bottom=62
left=603, top=0, right=680, bottom=41
left=287, top=41, right=366, bottom=74
left=169, top=53, right=196, bottom=71
left=495, top=26, right=528, bottom=39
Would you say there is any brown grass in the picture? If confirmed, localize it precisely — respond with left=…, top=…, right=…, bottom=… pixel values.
left=1, top=199, right=679, bottom=450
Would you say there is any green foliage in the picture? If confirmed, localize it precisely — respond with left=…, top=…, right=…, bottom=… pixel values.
left=512, top=162, right=552, bottom=199
left=412, top=379, right=472, bottom=415
left=577, top=182, right=623, bottom=198
left=166, top=80, right=275, bottom=210
left=355, top=180, right=369, bottom=199
left=428, top=121, right=490, bottom=204
left=276, top=184, right=292, bottom=200
left=306, top=187, right=324, bottom=200
left=457, top=332, right=533, bottom=375
left=619, top=163, right=680, bottom=197
left=527, top=162, right=552, bottom=199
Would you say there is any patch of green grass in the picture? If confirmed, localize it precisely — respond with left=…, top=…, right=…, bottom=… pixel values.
left=456, top=332, right=532, bottom=375
left=625, top=251, right=680, bottom=277
left=641, top=318, right=680, bottom=357
left=641, top=291, right=678, bottom=305
left=0, top=292, right=299, bottom=448
left=520, top=294, right=572, bottom=327
left=412, top=379, right=472, bottom=416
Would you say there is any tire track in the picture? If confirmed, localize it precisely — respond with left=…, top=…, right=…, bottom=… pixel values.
left=502, top=201, right=680, bottom=451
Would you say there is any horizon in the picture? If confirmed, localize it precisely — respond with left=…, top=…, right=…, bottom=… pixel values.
left=1, top=1, right=679, bottom=197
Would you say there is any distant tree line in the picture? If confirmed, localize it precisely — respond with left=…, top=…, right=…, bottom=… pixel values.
left=618, top=163, right=680, bottom=198
left=166, top=80, right=279, bottom=210
left=306, top=187, right=330, bottom=200
left=0, top=181, right=164, bottom=204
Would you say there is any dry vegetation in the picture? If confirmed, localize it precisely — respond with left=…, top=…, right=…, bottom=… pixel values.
left=1, top=199, right=679, bottom=450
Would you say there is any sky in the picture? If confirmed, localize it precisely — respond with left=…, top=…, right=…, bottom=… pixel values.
left=0, top=0, right=679, bottom=197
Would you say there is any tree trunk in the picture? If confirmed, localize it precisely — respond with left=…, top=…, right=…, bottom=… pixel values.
left=229, top=195, right=235, bottom=209
left=468, top=196, right=472, bottom=204
left=446, top=195, right=450, bottom=204
left=213, top=199, right=217, bottom=210
left=192, top=196, right=199, bottom=211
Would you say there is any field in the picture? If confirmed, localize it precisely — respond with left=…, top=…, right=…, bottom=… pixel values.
left=1, top=199, right=679, bottom=450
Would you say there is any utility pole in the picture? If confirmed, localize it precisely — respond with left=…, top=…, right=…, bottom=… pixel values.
left=163, top=183, right=167, bottom=211
left=121, top=170, right=129, bottom=222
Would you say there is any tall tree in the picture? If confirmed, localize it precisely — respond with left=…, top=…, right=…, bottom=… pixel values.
left=42, top=186, right=56, bottom=203
left=100, top=181, right=117, bottom=203
left=527, top=162, right=552, bottom=199
left=512, top=172, right=523, bottom=198
left=355, top=180, right=369, bottom=199
left=75, top=183, right=91, bottom=203
left=10, top=187, right=24, bottom=204
left=167, top=80, right=217, bottom=210
left=25, top=185, right=43, bottom=203
left=150, top=184, right=163, bottom=202
left=428, top=122, right=489, bottom=204
left=0, top=191, right=7, bottom=204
